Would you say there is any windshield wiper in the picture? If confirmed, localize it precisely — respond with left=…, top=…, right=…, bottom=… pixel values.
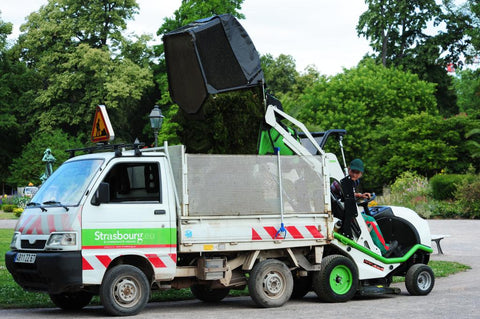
left=27, top=202, right=47, bottom=212
left=42, top=201, right=69, bottom=212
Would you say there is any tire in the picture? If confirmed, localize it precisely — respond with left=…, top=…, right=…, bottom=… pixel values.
left=248, top=259, right=293, bottom=308
left=190, top=285, right=230, bottom=302
left=290, top=274, right=312, bottom=299
left=99, top=265, right=150, bottom=316
left=405, top=264, right=435, bottom=296
left=49, top=291, right=93, bottom=310
left=312, top=255, right=358, bottom=303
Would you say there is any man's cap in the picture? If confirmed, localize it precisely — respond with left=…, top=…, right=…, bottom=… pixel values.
left=350, top=158, right=364, bottom=173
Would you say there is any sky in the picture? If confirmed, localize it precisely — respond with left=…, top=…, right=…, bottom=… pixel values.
left=1, top=0, right=372, bottom=76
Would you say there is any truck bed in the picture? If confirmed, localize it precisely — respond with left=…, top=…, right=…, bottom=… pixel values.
left=167, top=145, right=332, bottom=253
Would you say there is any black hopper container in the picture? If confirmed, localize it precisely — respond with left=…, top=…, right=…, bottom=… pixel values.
left=163, top=14, right=264, bottom=115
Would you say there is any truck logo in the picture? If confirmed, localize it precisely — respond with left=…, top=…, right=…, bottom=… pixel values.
left=82, top=228, right=176, bottom=249
left=94, top=230, right=144, bottom=243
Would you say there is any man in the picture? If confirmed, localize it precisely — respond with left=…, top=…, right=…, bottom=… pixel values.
left=331, top=159, right=397, bottom=257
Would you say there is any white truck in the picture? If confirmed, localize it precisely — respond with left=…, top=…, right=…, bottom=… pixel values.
left=6, top=105, right=434, bottom=316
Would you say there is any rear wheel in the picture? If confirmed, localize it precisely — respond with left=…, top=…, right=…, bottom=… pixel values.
left=99, top=265, right=150, bottom=316
left=313, top=255, right=358, bottom=302
left=405, top=264, right=435, bottom=295
left=248, top=259, right=293, bottom=308
left=190, top=285, right=230, bottom=302
left=49, top=291, right=93, bottom=310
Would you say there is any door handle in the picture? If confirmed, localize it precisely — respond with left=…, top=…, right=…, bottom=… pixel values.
left=154, top=210, right=166, bottom=215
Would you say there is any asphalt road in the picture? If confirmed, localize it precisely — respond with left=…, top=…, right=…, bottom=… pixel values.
left=0, top=219, right=478, bottom=319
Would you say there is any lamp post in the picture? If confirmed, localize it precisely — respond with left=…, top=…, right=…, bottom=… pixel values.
left=149, top=105, right=164, bottom=147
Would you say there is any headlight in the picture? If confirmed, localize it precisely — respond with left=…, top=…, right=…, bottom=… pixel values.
left=46, top=233, right=77, bottom=249
left=10, top=232, right=20, bottom=249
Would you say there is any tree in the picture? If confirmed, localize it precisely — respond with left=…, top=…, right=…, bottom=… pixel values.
left=357, top=0, right=472, bottom=116
left=13, top=0, right=154, bottom=142
left=371, top=112, right=480, bottom=186
left=260, top=54, right=298, bottom=96
left=454, top=68, right=480, bottom=114
left=357, top=0, right=440, bottom=67
left=294, top=59, right=438, bottom=190
left=466, top=128, right=480, bottom=159
left=7, top=129, right=83, bottom=186
left=157, top=0, right=244, bottom=37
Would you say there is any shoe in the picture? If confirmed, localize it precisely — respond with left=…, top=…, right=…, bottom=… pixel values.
left=383, top=240, right=398, bottom=258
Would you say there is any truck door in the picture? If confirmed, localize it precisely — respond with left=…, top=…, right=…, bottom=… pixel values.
left=82, top=158, right=176, bottom=284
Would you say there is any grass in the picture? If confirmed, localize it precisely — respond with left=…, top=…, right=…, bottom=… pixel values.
left=0, top=210, right=18, bottom=220
left=0, top=228, right=471, bottom=309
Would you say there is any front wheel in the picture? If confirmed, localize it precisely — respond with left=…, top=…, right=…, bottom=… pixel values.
left=313, top=254, right=358, bottom=302
left=190, top=285, right=230, bottom=302
left=248, top=259, right=293, bottom=308
left=99, top=265, right=150, bottom=316
left=405, top=264, right=435, bottom=295
left=49, top=291, right=93, bottom=310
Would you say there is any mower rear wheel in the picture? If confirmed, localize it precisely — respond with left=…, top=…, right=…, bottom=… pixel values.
left=313, top=255, right=358, bottom=302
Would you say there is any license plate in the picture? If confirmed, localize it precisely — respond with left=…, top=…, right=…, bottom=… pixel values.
left=15, top=253, right=36, bottom=264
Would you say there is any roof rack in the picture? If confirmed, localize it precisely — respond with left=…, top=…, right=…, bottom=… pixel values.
left=66, top=141, right=145, bottom=158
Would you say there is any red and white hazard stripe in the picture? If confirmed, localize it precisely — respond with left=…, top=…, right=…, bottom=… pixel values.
left=251, top=225, right=324, bottom=240
left=82, top=253, right=177, bottom=271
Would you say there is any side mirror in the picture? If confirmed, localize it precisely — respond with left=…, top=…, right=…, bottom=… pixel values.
left=91, top=182, right=110, bottom=206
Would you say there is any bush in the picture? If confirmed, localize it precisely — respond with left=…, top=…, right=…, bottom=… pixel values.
left=429, top=201, right=460, bottom=219
left=455, top=176, right=480, bottom=218
left=13, top=208, right=24, bottom=217
left=2, top=204, right=17, bottom=212
left=389, top=171, right=430, bottom=218
left=430, top=174, right=468, bottom=200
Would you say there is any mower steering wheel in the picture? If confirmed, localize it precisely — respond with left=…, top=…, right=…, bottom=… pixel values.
left=356, top=193, right=376, bottom=206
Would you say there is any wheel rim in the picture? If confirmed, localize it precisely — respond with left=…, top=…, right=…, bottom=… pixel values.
left=329, top=265, right=353, bottom=295
left=417, top=270, right=432, bottom=291
left=112, top=276, right=142, bottom=308
left=262, top=270, right=286, bottom=298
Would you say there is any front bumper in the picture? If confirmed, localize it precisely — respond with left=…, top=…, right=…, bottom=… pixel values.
left=5, top=250, right=82, bottom=294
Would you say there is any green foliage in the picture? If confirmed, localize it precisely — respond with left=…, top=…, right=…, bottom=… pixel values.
left=465, top=127, right=480, bottom=159
left=454, top=174, right=480, bottom=218
left=430, top=174, right=468, bottom=200
left=261, top=54, right=299, bottom=96
left=13, top=207, right=23, bottom=217
left=453, top=69, right=480, bottom=114
left=294, top=59, right=437, bottom=189
left=387, top=171, right=431, bottom=217
left=371, top=113, right=464, bottom=186
left=2, top=205, right=16, bottom=212
left=173, top=88, right=264, bottom=154
left=7, top=129, right=83, bottom=186
left=13, top=196, right=30, bottom=209
left=357, top=0, right=472, bottom=116
left=157, top=0, right=244, bottom=36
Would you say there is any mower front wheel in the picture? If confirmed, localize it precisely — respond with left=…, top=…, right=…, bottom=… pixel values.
left=405, top=264, right=435, bottom=296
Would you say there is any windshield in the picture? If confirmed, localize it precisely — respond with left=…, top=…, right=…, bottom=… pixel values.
left=32, top=159, right=104, bottom=206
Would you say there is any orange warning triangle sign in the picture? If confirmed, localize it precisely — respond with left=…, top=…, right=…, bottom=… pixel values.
left=91, top=105, right=114, bottom=143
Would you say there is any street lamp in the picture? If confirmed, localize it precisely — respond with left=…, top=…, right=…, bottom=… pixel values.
left=149, top=105, right=164, bottom=147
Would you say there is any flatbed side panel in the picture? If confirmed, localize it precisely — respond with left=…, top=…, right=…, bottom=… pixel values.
left=178, top=215, right=330, bottom=253
left=185, top=154, right=326, bottom=216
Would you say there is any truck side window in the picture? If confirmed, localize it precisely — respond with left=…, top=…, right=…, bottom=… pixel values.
left=103, top=162, right=161, bottom=203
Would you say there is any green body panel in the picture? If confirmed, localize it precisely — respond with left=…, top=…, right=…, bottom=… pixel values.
left=333, top=232, right=433, bottom=264
left=258, top=127, right=296, bottom=155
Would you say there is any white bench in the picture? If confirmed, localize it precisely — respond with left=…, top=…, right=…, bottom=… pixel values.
left=431, top=234, right=449, bottom=254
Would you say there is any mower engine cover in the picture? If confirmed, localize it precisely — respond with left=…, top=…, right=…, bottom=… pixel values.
left=163, top=14, right=264, bottom=114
